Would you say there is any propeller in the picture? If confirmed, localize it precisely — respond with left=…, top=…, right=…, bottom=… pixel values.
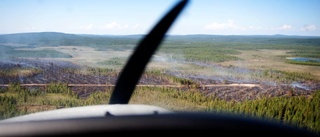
left=109, top=0, right=189, bottom=104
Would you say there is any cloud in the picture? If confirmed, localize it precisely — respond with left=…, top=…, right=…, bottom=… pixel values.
left=204, top=20, right=247, bottom=31
left=102, top=21, right=128, bottom=29
left=300, top=25, right=317, bottom=31
left=278, top=24, right=292, bottom=30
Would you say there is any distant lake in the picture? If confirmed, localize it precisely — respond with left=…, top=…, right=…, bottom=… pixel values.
left=286, top=57, right=320, bottom=62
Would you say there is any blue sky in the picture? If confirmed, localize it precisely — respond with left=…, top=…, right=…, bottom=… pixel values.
left=0, top=0, right=319, bottom=36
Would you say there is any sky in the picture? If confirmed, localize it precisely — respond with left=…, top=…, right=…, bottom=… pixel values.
left=0, top=0, right=319, bottom=36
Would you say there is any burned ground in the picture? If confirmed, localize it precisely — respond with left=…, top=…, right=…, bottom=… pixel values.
left=0, top=59, right=319, bottom=102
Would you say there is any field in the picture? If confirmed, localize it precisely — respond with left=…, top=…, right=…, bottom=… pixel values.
left=0, top=32, right=320, bottom=134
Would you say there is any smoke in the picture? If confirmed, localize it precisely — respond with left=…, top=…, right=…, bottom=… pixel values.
left=290, top=82, right=311, bottom=91
left=150, top=51, right=187, bottom=73
left=186, top=61, right=259, bottom=83
left=152, top=54, right=176, bottom=63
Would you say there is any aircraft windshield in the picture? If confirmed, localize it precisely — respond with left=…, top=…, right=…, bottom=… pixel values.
left=0, top=0, right=319, bottom=135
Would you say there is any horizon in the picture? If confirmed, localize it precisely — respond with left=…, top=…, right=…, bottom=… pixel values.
left=2, top=31, right=320, bottom=37
left=1, top=0, right=319, bottom=36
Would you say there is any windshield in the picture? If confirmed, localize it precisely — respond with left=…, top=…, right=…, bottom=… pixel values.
left=0, top=0, right=319, bottom=134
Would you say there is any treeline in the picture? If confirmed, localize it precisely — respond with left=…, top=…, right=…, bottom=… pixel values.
left=286, top=50, right=320, bottom=58
left=97, top=57, right=127, bottom=67
left=0, top=46, right=72, bottom=60
left=159, top=43, right=241, bottom=63
left=1, top=33, right=319, bottom=64
left=0, top=82, right=80, bottom=118
left=0, top=68, right=41, bottom=77
left=0, top=32, right=139, bottom=48
left=0, top=83, right=319, bottom=134
left=286, top=60, right=320, bottom=66
left=139, top=86, right=320, bottom=134
left=158, top=40, right=320, bottom=64
left=258, top=69, right=319, bottom=82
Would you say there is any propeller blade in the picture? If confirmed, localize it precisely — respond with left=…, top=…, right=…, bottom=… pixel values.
left=109, top=0, right=189, bottom=104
